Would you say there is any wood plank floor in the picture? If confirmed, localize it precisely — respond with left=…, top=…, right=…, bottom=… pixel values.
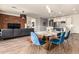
left=0, top=33, right=79, bottom=54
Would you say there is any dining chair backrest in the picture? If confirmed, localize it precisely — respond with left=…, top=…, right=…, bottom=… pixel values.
left=31, top=32, right=40, bottom=45
left=65, top=31, right=70, bottom=39
left=59, top=32, right=65, bottom=44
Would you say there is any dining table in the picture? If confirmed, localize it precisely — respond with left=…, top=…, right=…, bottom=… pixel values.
left=35, top=31, right=60, bottom=50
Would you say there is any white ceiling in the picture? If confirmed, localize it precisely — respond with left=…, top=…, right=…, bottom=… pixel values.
left=0, top=4, right=79, bottom=18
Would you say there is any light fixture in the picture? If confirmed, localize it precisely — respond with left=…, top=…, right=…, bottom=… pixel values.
left=72, top=8, right=77, bottom=14
left=46, top=5, right=51, bottom=13
left=46, top=5, right=54, bottom=31
left=20, top=11, right=26, bottom=20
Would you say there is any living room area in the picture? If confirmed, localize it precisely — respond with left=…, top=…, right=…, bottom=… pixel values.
left=0, top=4, right=79, bottom=54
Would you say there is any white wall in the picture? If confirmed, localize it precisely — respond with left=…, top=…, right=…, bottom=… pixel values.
left=71, top=14, right=79, bottom=33
left=27, top=16, right=36, bottom=28
left=27, top=16, right=41, bottom=31
left=26, top=16, right=48, bottom=32
left=54, top=14, right=79, bottom=33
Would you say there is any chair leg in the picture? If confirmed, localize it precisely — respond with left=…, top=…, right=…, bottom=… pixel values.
left=66, top=39, right=70, bottom=47
left=62, top=43, right=65, bottom=53
left=38, top=46, right=40, bottom=50
left=58, top=44, right=61, bottom=53
left=52, top=44, right=57, bottom=53
left=49, top=43, right=52, bottom=51
left=56, top=43, right=65, bottom=53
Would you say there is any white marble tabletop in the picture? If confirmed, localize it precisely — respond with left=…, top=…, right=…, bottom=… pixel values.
left=35, top=31, right=58, bottom=36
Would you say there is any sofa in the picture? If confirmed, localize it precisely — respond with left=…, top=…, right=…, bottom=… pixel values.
left=0, top=28, right=34, bottom=39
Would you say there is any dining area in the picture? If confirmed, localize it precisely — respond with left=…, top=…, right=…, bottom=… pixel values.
left=0, top=4, right=79, bottom=54
left=30, top=27, right=70, bottom=52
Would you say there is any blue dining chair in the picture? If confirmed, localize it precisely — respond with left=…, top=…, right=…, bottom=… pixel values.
left=64, top=31, right=71, bottom=48
left=64, top=31, right=70, bottom=40
left=31, top=32, right=46, bottom=45
left=57, top=32, right=61, bottom=38
left=57, top=31, right=70, bottom=40
left=50, top=32, right=65, bottom=45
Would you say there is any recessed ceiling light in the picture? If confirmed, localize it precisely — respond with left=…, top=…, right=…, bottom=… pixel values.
left=72, top=8, right=76, bottom=11
left=12, top=6, right=16, bottom=9
left=72, top=8, right=78, bottom=14
left=59, top=11, right=62, bottom=14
